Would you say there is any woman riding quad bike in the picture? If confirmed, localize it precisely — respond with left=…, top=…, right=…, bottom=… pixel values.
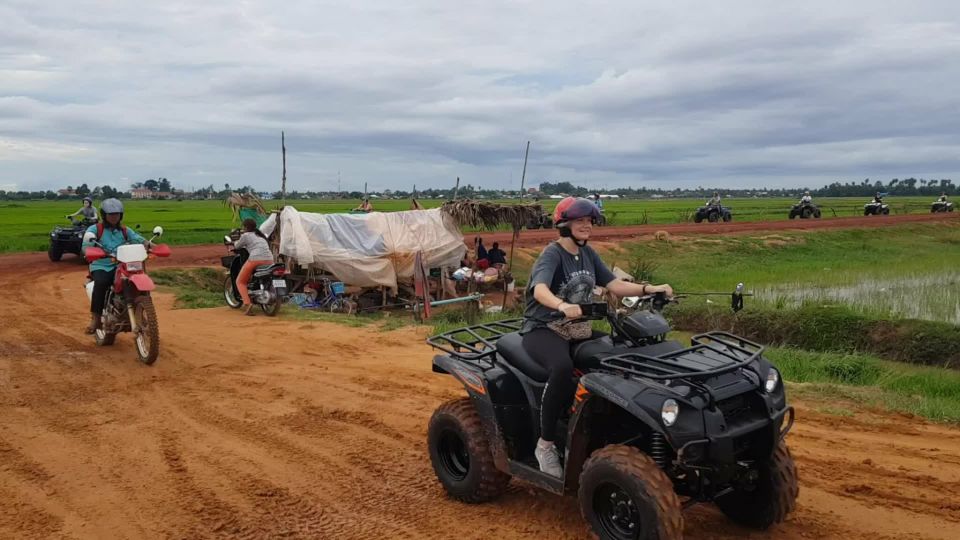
left=521, top=196, right=674, bottom=476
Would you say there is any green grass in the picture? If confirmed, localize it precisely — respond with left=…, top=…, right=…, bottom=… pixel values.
left=770, top=347, right=960, bottom=424
left=151, top=268, right=225, bottom=309
left=0, top=196, right=944, bottom=253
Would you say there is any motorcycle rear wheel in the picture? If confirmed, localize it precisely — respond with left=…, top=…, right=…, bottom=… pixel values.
left=134, top=296, right=160, bottom=365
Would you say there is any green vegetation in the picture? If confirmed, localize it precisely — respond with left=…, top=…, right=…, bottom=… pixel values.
left=769, top=347, right=960, bottom=424
left=0, top=196, right=946, bottom=253
left=151, top=268, right=225, bottom=309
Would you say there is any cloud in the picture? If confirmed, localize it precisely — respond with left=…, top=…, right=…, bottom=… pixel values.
left=1, top=0, right=959, bottom=191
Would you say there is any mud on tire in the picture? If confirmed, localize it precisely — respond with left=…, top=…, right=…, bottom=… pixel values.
left=427, top=398, right=510, bottom=503
left=715, top=441, right=799, bottom=529
left=579, top=444, right=683, bottom=540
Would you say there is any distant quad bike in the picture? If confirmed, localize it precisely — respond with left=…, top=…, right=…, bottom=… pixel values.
left=693, top=204, right=732, bottom=223
left=863, top=201, right=890, bottom=216
left=930, top=200, right=954, bottom=213
left=426, top=294, right=797, bottom=540
left=788, top=201, right=821, bottom=219
left=49, top=217, right=95, bottom=262
left=525, top=212, right=554, bottom=230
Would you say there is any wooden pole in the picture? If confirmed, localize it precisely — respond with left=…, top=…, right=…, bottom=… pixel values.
left=501, top=226, right=520, bottom=311
left=281, top=131, right=287, bottom=204
left=518, top=141, right=530, bottom=199
left=453, top=177, right=460, bottom=200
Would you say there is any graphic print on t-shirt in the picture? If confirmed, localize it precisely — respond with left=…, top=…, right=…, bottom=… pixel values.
left=559, top=269, right=595, bottom=304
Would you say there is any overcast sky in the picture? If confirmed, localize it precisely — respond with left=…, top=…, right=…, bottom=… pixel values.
left=2, top=1, right=959, bottom=193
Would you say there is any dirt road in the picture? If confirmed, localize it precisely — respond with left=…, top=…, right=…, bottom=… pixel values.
left=2, top=249, right=959, bottom=538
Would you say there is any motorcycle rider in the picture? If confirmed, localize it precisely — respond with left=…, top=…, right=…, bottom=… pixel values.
left=234, top=218, right=275, bottom=316
left=81, top=198, right=148, bottom=334
left=592, top=192, right=604, bottom=211
left=707, top=191, right=721, bottom=206
left=939, top=192, right=949, bottom=203
left=67, top=197, right=98, bottom=223
left=873, top=192, right=884, bottom=204
left=521, top=196, right=673, bottom=477
left=800, top=191, right=813, bottom=205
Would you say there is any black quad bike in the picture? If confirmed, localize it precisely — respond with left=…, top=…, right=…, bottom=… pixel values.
left=221, top=235, right=288, bottom=315
left=788, top=201, right=821, bottom=219
left=426, top=294, right=797, bottom=540
left=693, top=204, right=732, bottom=223
left=863, top=200, right=890, bottom=216
left=931, top=200, right=954, bottom=213
left=525, top=212, right=554, bottom=230
left=49, top=217, right=95, bottom=262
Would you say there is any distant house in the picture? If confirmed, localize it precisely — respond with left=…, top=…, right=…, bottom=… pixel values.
left=259, top=192, right=274, bottom=200
left=130, top=189, right=173, bottom=200
left=58, top=189, right=76, bottom=197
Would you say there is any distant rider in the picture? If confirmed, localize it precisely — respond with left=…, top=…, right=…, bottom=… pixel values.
left=800, top=191, right=813, bottom=205
left=707, top=192, right=721, bottom=206
left=873, top=192, right=884, bottom=204
left=939, top=192, right=948, bottom=203
left=234, top=218, right=275, bottom=316
left=592, top=192, right=604, bottom=211
left=67, top=197, right=98, bottom=223
left=521, top=196, right=673, bottom=477
left=81, top=198, right=148, bottom=334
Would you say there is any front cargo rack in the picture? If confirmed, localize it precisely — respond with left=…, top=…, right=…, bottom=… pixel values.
left=426, top=318, right=523, bottom=365
left=600, top=331, right=764, bottom=381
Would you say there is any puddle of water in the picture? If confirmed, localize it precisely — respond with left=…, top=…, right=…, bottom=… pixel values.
left=756, top=272, right=960, bottom=324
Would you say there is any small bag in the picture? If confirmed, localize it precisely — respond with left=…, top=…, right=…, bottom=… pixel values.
left=547, top=319, right=593, bottom=341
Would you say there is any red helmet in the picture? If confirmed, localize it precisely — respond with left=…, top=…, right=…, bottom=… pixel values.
left=553, top=196, right=601, bottom=226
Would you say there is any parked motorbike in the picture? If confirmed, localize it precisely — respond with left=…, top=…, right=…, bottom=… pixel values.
left=83, top=226, right=171, bottom=365
left=221, top=235, right=288, bottom=315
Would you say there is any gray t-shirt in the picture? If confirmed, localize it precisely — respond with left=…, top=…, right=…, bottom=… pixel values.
left=522, top=242, right=615, bottom=333
left=234, top=231, right=273, bottom=261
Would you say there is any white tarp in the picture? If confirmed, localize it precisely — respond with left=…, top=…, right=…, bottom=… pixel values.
left=272, top=207, right=465, bottom=293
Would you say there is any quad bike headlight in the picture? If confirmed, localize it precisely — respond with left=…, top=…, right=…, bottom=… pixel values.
left=765, top=368, right=781, bottom=392
left=661, top=399, right=679, bottom=427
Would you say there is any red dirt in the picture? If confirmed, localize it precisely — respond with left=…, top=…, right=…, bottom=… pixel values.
left=2, top=215, right=960, bottom=539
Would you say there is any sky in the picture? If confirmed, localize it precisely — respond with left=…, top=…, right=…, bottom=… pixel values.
left=1, top=0, right=959, bottom=193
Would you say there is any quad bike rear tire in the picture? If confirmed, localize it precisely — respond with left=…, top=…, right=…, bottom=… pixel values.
left=707, top=212, right=719, bottom=223
left=881, top=207, right=890, bottom=215
left=134, top=296, right=160, bottom=365
left=722, top=213, right=732, bottom=222
left=428, top=398, right=510, bottom=503
left=788, top=211, right=797, bottom=220
left=715, top=441, right=798, bottom=529
left=694, top=215, right=703, bottom=223
left=813, top=208, right=821, bottom=218
left=48, top=244, right=63, bottom=262
left=223, top=275, right=243, bottom=308
left=801, top=207, right=812, bottom=219
left=579, top=445, right=683, bottom=540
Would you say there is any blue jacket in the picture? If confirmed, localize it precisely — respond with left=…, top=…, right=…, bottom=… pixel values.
left=82, top=224, right=146, bottom=273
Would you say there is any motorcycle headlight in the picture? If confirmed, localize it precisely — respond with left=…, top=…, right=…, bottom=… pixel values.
left=765, top=368, right=780, bottom=392
left=661, top=399, right=679, bottom=427
left=125, top=261, right=143, bottom=272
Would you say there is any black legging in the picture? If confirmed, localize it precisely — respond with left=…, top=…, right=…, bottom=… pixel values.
left=522, top=328, right=578, bottom=442
left=90, top=269, right=116, bottom=315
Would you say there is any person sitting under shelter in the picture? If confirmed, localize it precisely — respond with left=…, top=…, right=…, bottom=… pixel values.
left=487, top=242, right=507, bottom=267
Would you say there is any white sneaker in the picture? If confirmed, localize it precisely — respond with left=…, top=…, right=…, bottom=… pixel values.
left=535, top=439, right=563, bottom=477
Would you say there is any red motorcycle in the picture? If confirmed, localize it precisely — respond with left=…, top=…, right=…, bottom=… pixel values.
left=83, top=226, right=171, bottom=365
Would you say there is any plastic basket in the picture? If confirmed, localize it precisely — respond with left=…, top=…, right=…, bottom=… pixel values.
left=331, top=281, right=346, bottom=295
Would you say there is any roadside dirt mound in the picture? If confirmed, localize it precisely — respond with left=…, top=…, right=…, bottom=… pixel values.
left=1, top=262, right=959, bottom=539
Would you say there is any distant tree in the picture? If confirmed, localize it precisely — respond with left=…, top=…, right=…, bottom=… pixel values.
left=144, top=179, right=159, bottom=191
left=158, top=177, right=171, bottom=192
left=131, top=182, right=144, bottom=189
left=75, top=183, right=90, bottom=196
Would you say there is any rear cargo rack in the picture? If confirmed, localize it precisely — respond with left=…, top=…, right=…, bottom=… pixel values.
left=426, top=318, right=523, bottom=365
left=600, top=331, right=764, bottom=381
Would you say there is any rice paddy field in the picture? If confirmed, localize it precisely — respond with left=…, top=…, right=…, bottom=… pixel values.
left=0, top=195, right=943, bottom=253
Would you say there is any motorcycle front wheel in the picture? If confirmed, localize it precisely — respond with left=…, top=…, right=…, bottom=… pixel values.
left=223, top=275, right=243, bottom=308
left=134, top=296, right=160, bottom=365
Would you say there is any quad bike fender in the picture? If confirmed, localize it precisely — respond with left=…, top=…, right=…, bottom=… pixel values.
left=432, top=355, right=513, bottom=472
left=128, top=273, right=156, bottom=292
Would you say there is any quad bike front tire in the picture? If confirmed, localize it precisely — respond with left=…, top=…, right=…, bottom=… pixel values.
left=715, top=441, right=799, bottom=529
left=579, top=445, right=683, bottom=540
left=881, top=207, right=890, bottom=215
left=722, top=213, right=732, bottom=222
left=707, top=212, right=719, bottom=223
left=48, top=244, right=63, bottom=262
left=801, top=207, right=813, bottom=219
left=788, top=211, right=797, bottom=220
left=427, top=398, right=510, bottom=503
left=694, top=214, right=703, bottom=223
left=133, top=296, right=160, bottom=365
left=223, top=275, right=243, bottom=308
left=813, top=208, right=822, bottom=218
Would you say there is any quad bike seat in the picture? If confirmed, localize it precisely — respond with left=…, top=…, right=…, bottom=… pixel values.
left=572, top=338, right=685, bottom=371
left=497, top=333, right=549, bottom=381
left=252, top=263, right=284, bottom=278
